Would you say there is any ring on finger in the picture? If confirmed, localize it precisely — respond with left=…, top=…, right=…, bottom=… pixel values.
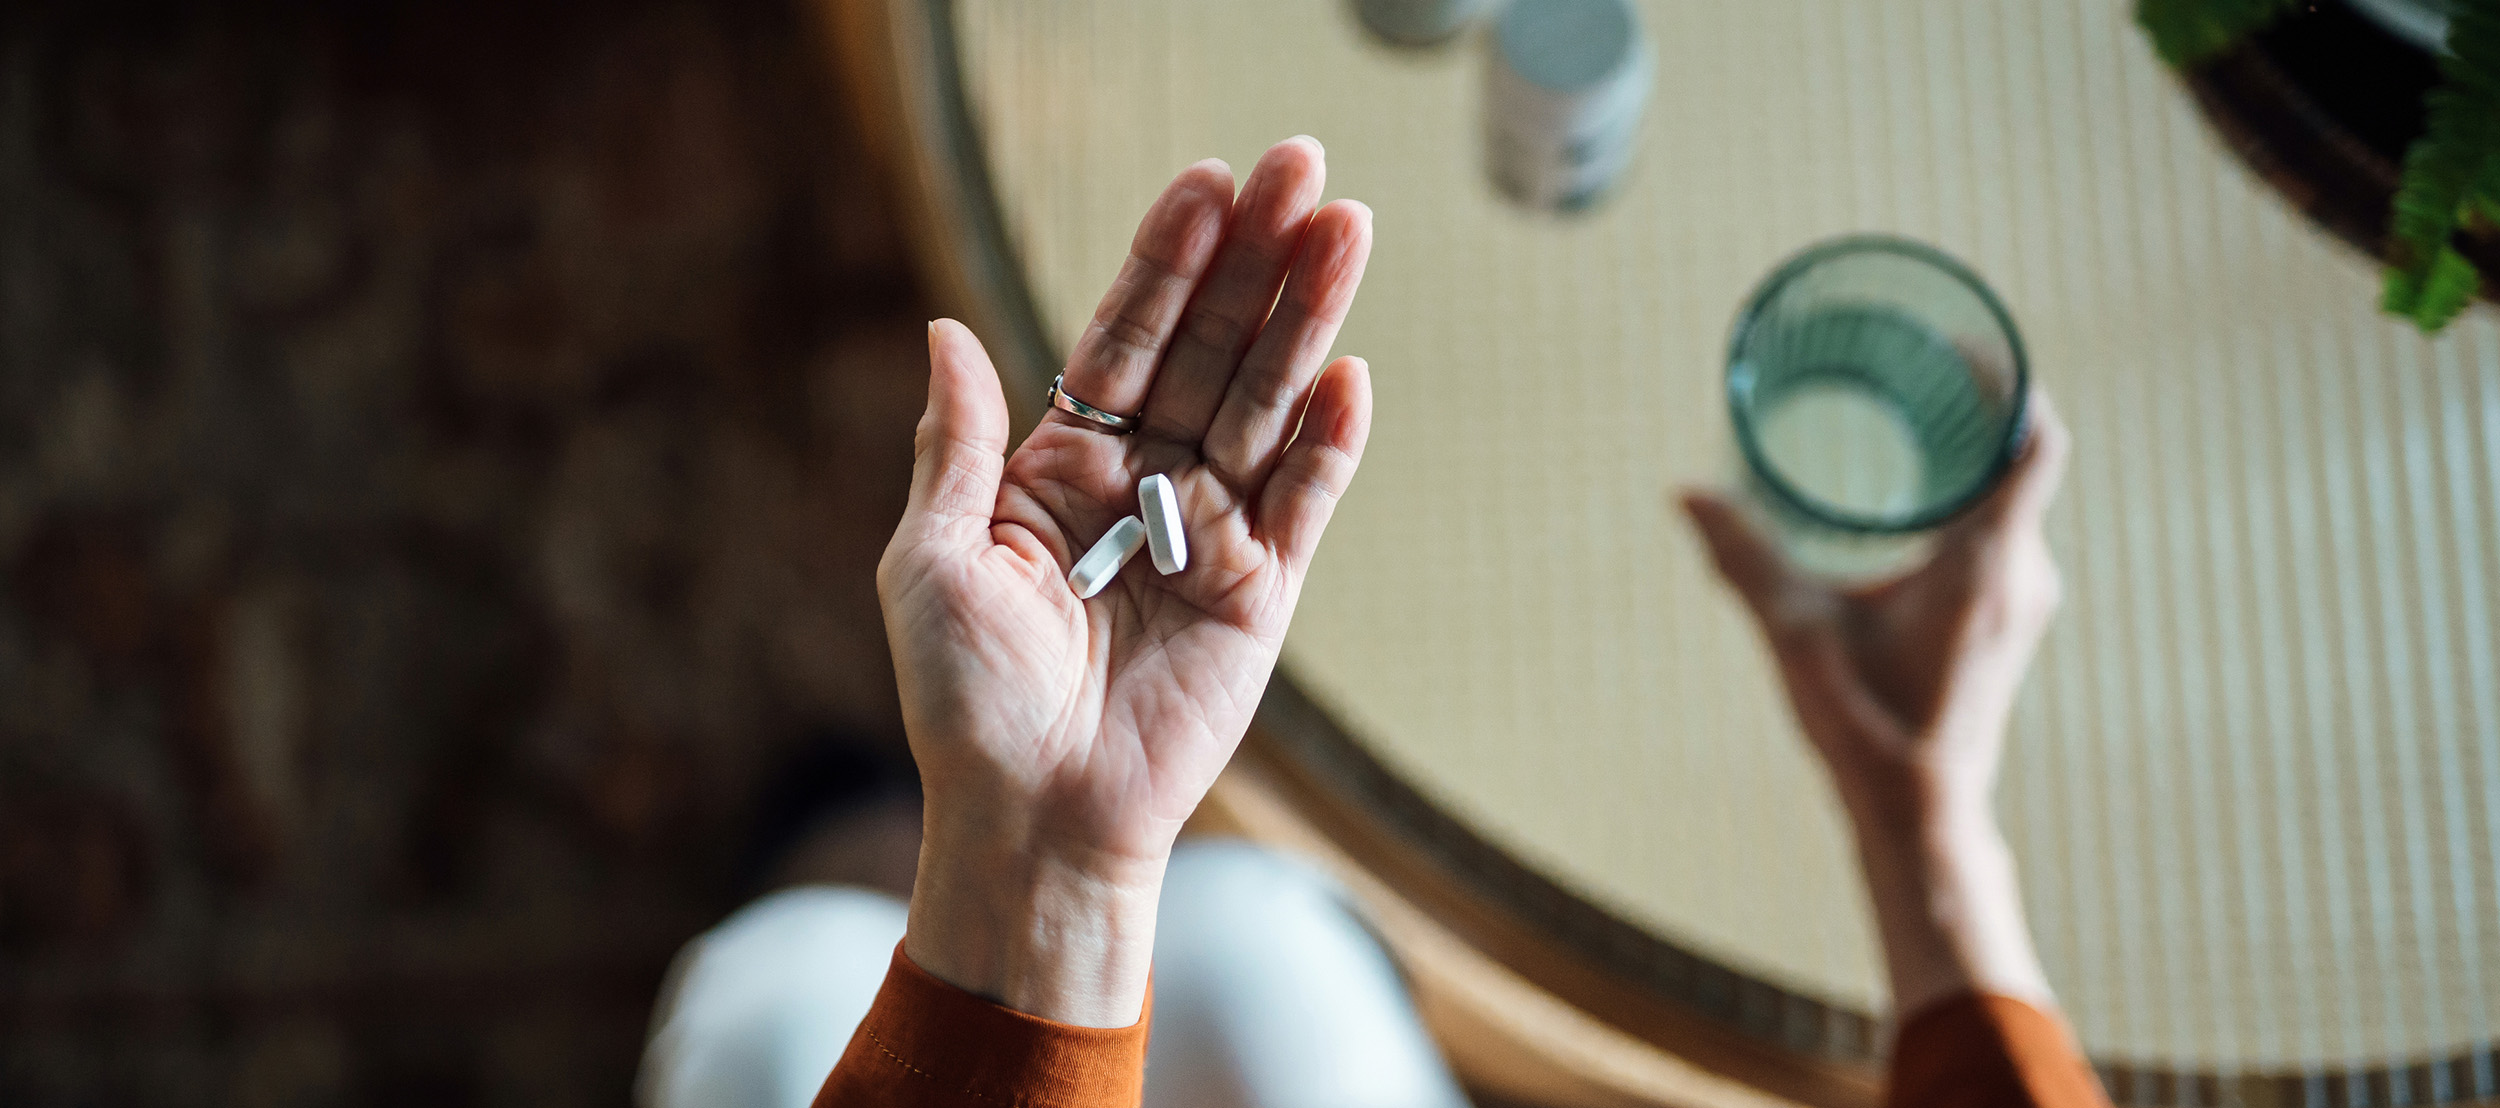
left=1046, top=374, right=1141, bottom=434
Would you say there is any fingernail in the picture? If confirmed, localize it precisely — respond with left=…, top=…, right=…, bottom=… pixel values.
left=1287, top=134, right=1323, bottom=156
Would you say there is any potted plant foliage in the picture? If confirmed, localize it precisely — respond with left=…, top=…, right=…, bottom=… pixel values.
left=2140, top=0, right=2498, bottom=332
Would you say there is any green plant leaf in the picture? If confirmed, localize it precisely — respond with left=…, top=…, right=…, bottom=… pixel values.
left=2384, top=244, right=2481, bottom=331
left=2381, top=0, right=2500, bottom=334
left=2473, top=193, right=2500, bottom=229
left=2136, top=0, right=2299, bottom=66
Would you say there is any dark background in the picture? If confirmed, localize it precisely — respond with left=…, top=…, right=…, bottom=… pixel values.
left=0, top=1, right=926, bottom=1102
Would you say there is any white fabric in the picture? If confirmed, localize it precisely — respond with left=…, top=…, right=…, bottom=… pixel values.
left=637, top=840, right=1469, bottom=1108
left=640, top=886, right=908, bottom=1108
left=1141, top=840, right=1471, bottom=1108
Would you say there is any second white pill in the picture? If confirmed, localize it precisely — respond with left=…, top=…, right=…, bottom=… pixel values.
left=1138, top=473, right=1187, bottom=575
left=1067, top=516, right=1146, bottom=599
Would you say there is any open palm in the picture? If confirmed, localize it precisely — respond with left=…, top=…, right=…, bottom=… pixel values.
left=878, top=138, right=1373, bottom=869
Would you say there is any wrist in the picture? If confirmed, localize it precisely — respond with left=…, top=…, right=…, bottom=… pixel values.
left=1838, top=776, right=2051, bottom=1015
left=903, top=798, right=1168, bottom=1028
left=1826, top=746, right=1996, bottom=847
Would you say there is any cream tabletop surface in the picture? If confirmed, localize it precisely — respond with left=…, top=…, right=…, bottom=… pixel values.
left=951, top=0, right=2500, bottom=1073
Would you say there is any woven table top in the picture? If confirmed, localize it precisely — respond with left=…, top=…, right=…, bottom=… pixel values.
left=952, top=0, right=2500, bottom=1077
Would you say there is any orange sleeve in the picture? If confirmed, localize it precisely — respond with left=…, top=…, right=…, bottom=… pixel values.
left=811, top=944, right=1151, bottom=1108
left=1886, top=992, right=2112, bottom=1108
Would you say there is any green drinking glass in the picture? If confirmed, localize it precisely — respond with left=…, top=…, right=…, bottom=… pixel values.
left=1726, top=235, right=2029, bottom=578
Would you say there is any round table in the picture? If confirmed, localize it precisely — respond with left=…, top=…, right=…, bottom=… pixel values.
left=833, top=1, right=2500, bottom=1103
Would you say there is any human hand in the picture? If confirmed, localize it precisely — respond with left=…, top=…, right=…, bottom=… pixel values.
left=1682, top=396, right=2070, bottom=1012
left=1682, top=396, right=2069, bottom=817
left=876, top=137, right=1372, bottom=1025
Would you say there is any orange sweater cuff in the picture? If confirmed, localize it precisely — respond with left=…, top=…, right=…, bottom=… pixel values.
left=814, top=943, right=1152, bottom=1108
left=1887, top=992, right=2110, bottom=1108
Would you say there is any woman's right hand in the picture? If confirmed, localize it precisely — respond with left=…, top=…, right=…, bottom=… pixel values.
left=1681, top=395, right=2071, bottom=1015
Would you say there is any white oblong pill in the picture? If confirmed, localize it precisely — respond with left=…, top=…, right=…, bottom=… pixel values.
left=1067, top=516, right=1147, bottom=599
left=1138, top=473, right=1188, bottom=575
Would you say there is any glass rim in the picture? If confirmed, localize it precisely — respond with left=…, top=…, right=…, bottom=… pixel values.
left=1725, top=234, right=2031, bottom=536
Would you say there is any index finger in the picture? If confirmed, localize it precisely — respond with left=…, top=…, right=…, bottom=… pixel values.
left=1680, top=490, right=1799, bottom=625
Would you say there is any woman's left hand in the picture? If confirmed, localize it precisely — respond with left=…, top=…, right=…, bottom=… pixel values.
left=876, top=137, right=1373, bottom=1025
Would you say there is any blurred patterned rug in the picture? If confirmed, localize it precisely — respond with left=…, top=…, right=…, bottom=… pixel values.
left=0, top=1, right=923, bottom=1103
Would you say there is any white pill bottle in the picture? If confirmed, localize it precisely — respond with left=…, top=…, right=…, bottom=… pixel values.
left=1482, top=0, right=1653, bottom=210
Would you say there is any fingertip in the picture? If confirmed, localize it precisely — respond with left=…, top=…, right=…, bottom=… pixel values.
left=1260, top=136, right=1322, bottom=171
left=1276, top=134, right=1325, bottom=167
left=1260, top=353, right=1372, bottom=564
left=923, top=321, right=1005, bottom=423
left=1680, top=492, right=1775, bottom=575
left=934, top=316, right=990, bottom=346
left=1178, top=159, right=1237, bottom=211
left=1127, top=165, right=1235, bottom=280
left=2028, top=388, right=2062, bottom=424
left=1329, top=353, right=1371, bottom=388
left=1259, top=208, right=1373, bottom=332
left=1951, top=399, right=2069, bottom=547
left=1295, top=202, right=1375, bottom=303
left=1313, top=355, right=1373, bottom=443
left=1677, top=494, right=1722, bottom=535
left=2025, top=391, right=2071, bottom=461
left=1156, top=160, right=1238, bottom=231
left=1677, top=489, right=1738, bottom=529
left=1244, top=139, right=1326, bottom=210
left=1234, top=142, right=1329, bottom=238
left=926, top=317, right=980, bottom=372
left=1318, top=202, right=1376, bottom=270
left=1321, top=198, right=1374, bottom=237
left=2002, top=391, right=2071, bottom=499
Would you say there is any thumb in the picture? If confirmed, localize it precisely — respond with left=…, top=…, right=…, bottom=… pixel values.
left=1954, top=391, right=2070, bottom=543
left=905, top=319, right=1011, bottom=534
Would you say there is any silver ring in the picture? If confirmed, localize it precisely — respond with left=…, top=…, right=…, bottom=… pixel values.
left=1045, top=374, right=1140, bottom=433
